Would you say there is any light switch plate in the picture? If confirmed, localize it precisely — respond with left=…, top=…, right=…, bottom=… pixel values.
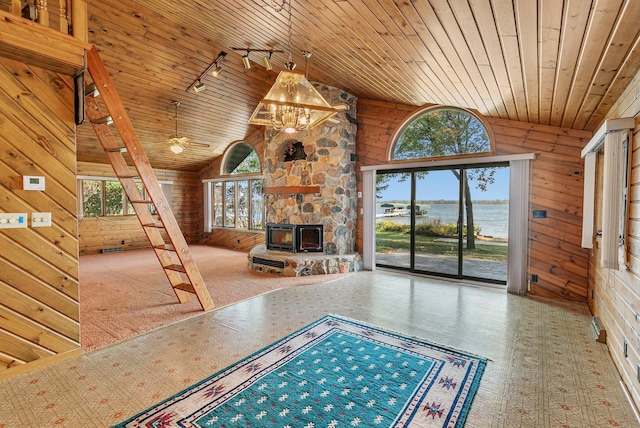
left=31, top=212, right=52, bottom=227
left=0, top=213, right=28, bottom=229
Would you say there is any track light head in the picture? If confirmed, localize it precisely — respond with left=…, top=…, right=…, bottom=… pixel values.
left=193, top=81, right=206, bottom=92
left=263, top=53, right=273, bottom=71
left=242, top=54, right=251, bottom=69
left=211, top=66, right=223, bottom=77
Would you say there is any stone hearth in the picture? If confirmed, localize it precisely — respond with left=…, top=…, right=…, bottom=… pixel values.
left=248, top=245, right=361, bottom=276
left=248, top=82, right=362, bottom=276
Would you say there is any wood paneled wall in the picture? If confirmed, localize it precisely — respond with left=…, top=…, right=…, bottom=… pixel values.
left=200, top=228, right=264, bottom=253
left=355, top=100, right=592, bottom=301
left=0, top=57, right=81, bottom=376
left=77, top=161, right=201, bottom=254
left=197, top=129, right=265, bottom=251
left=588, top=67, right=640, bottom=409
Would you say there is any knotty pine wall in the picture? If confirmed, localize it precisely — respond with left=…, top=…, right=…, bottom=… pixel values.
left=197, top=131, right=265, bottom=252
left=587, top=67, right=640, bottom=409
left=77, top=161, right=201, bottom=254
left=355, top=100, right=592, bottom=301
left=0, top=57, right=81, bottom=376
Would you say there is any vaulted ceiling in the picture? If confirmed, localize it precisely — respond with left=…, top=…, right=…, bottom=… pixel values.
left=72, top=0, right=640, bottom=171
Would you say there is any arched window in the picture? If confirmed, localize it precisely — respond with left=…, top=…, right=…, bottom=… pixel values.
left=391, top=107, right=494, bottom=161
left=206, top=142, right=264, bottom=231
left=223, top=142, right=260, bottom=175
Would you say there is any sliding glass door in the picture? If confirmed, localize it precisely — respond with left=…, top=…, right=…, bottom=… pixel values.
left=413, top=169, right=460, bottom=276
left=375, top=164, right=509, bottom=284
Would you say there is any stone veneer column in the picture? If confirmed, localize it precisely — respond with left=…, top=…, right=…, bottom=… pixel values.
left=263, top=84, right=358, bottom=255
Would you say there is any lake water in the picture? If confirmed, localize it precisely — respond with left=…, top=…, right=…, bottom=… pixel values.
left=376, top=202, right=509, bottom=239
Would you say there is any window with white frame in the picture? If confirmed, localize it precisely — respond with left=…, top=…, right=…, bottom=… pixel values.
left=210, top=179, right=263, bottom=230
left=580, top=118, right=634, bottom=269
left=78, top=178, right=168, bottom=217
left=205, top=142, right=264, bottom=231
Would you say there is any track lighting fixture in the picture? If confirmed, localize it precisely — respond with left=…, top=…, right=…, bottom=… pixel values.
left=232, top=48, right=283, bottom=71
left=242, top=54, right=251, bottom=69
left=186, top=51, right=227, bottom=93
left=193, top=81, right=206, bottom=92
left=263, top=52, right=273, bottom=71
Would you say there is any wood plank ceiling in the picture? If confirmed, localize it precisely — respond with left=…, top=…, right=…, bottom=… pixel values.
left=52, top=1, right=640, bottom=170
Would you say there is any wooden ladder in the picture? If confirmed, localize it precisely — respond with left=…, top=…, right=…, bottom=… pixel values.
left=83, top=45, right=214, bottom=311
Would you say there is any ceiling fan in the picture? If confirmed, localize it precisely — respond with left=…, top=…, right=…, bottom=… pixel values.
left=168, top=101, right=210, bottom=153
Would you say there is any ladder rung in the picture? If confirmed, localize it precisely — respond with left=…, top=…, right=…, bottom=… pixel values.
left=129, top=199, right=154, bottom=204
left=164, top=264, right=186, bottom=273
left=105, top=147, right=127, bottom=153
left=85, top=82, right=99, bottom=97
left=173, top=283, right=196, bottom=294
left=92, top=115, right=114, bottom=125
left=154, top=244, right=175, bottom=251
left=142, top=222, right=164, bottom=228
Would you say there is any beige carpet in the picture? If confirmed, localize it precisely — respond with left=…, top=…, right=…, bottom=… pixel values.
left=79, top=245, right=349, bottom=350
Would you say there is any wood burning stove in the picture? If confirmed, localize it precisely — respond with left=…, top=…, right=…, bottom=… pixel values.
left=266, top=223, right=296, bottom=252
left=266, top=223, right=323, bottom=253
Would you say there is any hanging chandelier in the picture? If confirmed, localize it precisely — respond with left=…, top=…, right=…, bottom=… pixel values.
left=248, top=0, right=337, bottom=133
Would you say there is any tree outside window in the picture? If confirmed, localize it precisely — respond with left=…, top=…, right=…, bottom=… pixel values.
left=80, top=179, right=157, bottom=217
left=388, top=107, right=496, bottom=249
left=105, top=181, right=124, bottom=215
left=210, top=142, right=263, bottom=230
left=82, top=180, right=102, bottom=216
left=213, top=182, right=223, bottom=227
left=224, top=182, right=236, bottom=228
left=250, top=180, right=264, bottom=230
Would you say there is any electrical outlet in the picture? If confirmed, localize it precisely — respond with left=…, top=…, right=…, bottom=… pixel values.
left=0, top=213, right=28, bottom=229
left=31, top=212, right=51, bottom=228
left=531, top=274, right=538, bottom=283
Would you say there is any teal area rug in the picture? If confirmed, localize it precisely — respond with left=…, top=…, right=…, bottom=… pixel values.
left=115, top=315, right=486, bottom=427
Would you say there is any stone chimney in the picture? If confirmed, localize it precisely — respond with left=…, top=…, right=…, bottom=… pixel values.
left=262, top=84, right=358, bottom=255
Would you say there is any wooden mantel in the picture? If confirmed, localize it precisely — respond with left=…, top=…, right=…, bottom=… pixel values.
left=262, top=185, right=321, bottom=195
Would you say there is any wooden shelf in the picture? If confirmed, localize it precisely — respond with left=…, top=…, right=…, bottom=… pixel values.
left=262, top=185, right=321, bottom=195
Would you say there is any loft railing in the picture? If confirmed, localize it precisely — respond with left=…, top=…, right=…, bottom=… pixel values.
left=7, top=0, right=87, bottom=41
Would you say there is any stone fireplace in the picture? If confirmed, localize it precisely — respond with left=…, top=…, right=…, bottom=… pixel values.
left=248, top=82, right=362, bottom=276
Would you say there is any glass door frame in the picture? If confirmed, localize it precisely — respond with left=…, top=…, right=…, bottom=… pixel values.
left=375, top=161, right=508, bottom=285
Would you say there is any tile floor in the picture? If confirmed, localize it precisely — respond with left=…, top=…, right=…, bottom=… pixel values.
left=1, top=270, right=638, bottom=427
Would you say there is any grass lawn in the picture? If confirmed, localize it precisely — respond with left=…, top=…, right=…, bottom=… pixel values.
left=376, top=230, right=508, bottom=262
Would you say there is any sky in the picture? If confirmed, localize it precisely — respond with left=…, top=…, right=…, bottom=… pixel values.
left=377, top=166, right=509, bottom=202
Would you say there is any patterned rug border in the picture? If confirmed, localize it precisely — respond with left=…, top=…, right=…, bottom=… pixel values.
left=115, top=314, right=487, bottom=427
